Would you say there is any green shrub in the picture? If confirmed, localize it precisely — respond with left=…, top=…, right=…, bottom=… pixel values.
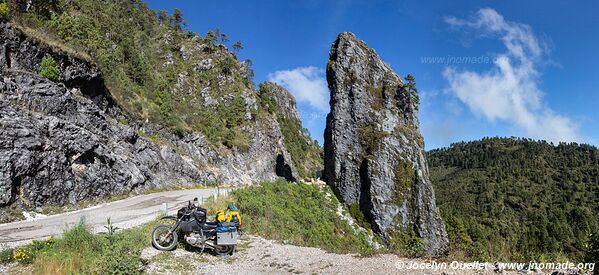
left=15, top=0, right=256, bottom=150
left=348, top=203, right=371, bottom=230
left=387, top=228, right=426, bottom=258
left=357, top=125, right=388, bottom=158
left=39, top=55, right=61, bottom=81
left=15, top=0, right=324, bottom=163
left=13, top=219, right=162, bottom=274
left=233, top=180, right=373, bottom=254
left=4, top=237, right=56, bottom=265
left=257, top=84, right=276, bottom=114
left=393, top=161, right=415, bottom=204
left=585, top=230, right=599, bottom=269
left=0, top=2, right=9, bottom=20
left=0, top=248, right=14, bottom=264
left=277, top=115, right=321, bottom=178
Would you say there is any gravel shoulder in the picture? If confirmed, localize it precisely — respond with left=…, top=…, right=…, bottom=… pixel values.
left=142, top=236, right=529, bottom=275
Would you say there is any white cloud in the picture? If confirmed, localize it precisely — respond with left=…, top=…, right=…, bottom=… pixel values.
left=267, top=66, right=329, bottom=113
left=443, top=8, right=581, bottom=143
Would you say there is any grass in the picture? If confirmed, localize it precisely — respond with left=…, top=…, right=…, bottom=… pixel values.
left=1, top=179, right=441, bottom=274
left=2, top=180, right=380, bottom=273
left=0, top=206, right=25, bottom=223
left=11, top=20, right=93, bottom=62
left=232, top=180, right=373, bottom=254
left=4, top=204, right=244, bottom=274
left=4, top=218, right=163, bottom=274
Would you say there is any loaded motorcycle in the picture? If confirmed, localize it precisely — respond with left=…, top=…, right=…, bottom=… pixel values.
left=151, top=199, right=239, bottom=256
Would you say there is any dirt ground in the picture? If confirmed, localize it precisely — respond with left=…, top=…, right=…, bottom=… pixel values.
left=141, top=236, right=558, bottom=275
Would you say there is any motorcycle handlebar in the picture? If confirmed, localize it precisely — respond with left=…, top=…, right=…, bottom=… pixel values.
left=182, top=201, right=196, bottom=216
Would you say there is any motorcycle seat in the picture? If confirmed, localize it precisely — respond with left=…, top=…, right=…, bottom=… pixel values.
left=202, top=223, right=218, bottom=230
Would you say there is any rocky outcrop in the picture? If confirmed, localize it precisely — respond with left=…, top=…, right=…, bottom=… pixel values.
left=259, top=82, right=323, bottom=179
left=0, top=22, right=303, bottom=218
left=262, top=82, right=302, bottom=122
left=323, top=32, right=448, bottom=256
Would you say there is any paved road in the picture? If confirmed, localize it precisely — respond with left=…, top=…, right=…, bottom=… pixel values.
left=0, top=188, right=227, bottom=248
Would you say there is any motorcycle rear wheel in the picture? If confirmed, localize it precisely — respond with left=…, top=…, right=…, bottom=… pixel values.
left=152, top=224, right=178, bottom=251
left=213, top=245, right=235, bottom=256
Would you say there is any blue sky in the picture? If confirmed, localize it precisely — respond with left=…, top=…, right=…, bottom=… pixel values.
left=145, top=0, right=598, bottom=150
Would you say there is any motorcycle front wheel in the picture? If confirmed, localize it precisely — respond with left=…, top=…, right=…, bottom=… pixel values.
left=213, top=245, right=235, bottom=256
left=152, top=224, right=178, bottom=251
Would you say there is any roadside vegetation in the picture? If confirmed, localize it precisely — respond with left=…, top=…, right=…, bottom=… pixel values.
left=231, top=180, right=373, bottom=254
left=1, top=218, right=163, bottom=274
left=1, top=180, right=374, bottom=274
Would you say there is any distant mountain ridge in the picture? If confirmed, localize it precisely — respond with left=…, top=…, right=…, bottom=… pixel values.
left=428, top=137, right=599, bottom=261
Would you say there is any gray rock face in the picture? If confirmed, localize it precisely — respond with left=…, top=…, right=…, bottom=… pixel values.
left=323, top=32, right=448, bottom=256
left=264, top=82, right=302, bottom=122
left=259, top=82, right=323, bottom=179
left=0, top=23, right=300, bottom=217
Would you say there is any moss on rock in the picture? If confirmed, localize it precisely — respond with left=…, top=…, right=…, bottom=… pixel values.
left=393, top=161, right=415, bottom=204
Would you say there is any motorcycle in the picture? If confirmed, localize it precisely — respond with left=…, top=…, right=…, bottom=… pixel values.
left=151, top=199, right=239, bottom=256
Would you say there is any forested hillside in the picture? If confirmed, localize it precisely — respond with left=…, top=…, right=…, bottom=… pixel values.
left=428, top=137, right=599, bottom=262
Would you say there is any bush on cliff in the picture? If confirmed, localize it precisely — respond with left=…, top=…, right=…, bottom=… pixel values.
left=39, top=55, right=60, bottom=81
left=0, top=2, right=9, bottom=20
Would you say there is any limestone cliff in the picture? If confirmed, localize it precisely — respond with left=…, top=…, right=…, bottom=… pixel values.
left=0, top=22, right=315, bottom=220
left=323, top=32, right=448, bottom=256
left=258, top=82, right=323, bottom=179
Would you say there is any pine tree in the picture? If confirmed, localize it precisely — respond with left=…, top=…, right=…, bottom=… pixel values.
left=205, top=31, right=217, bottom=44
left=404, top=73, right=419, bottom=103
left=232, top=41, right=243, bottom=52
